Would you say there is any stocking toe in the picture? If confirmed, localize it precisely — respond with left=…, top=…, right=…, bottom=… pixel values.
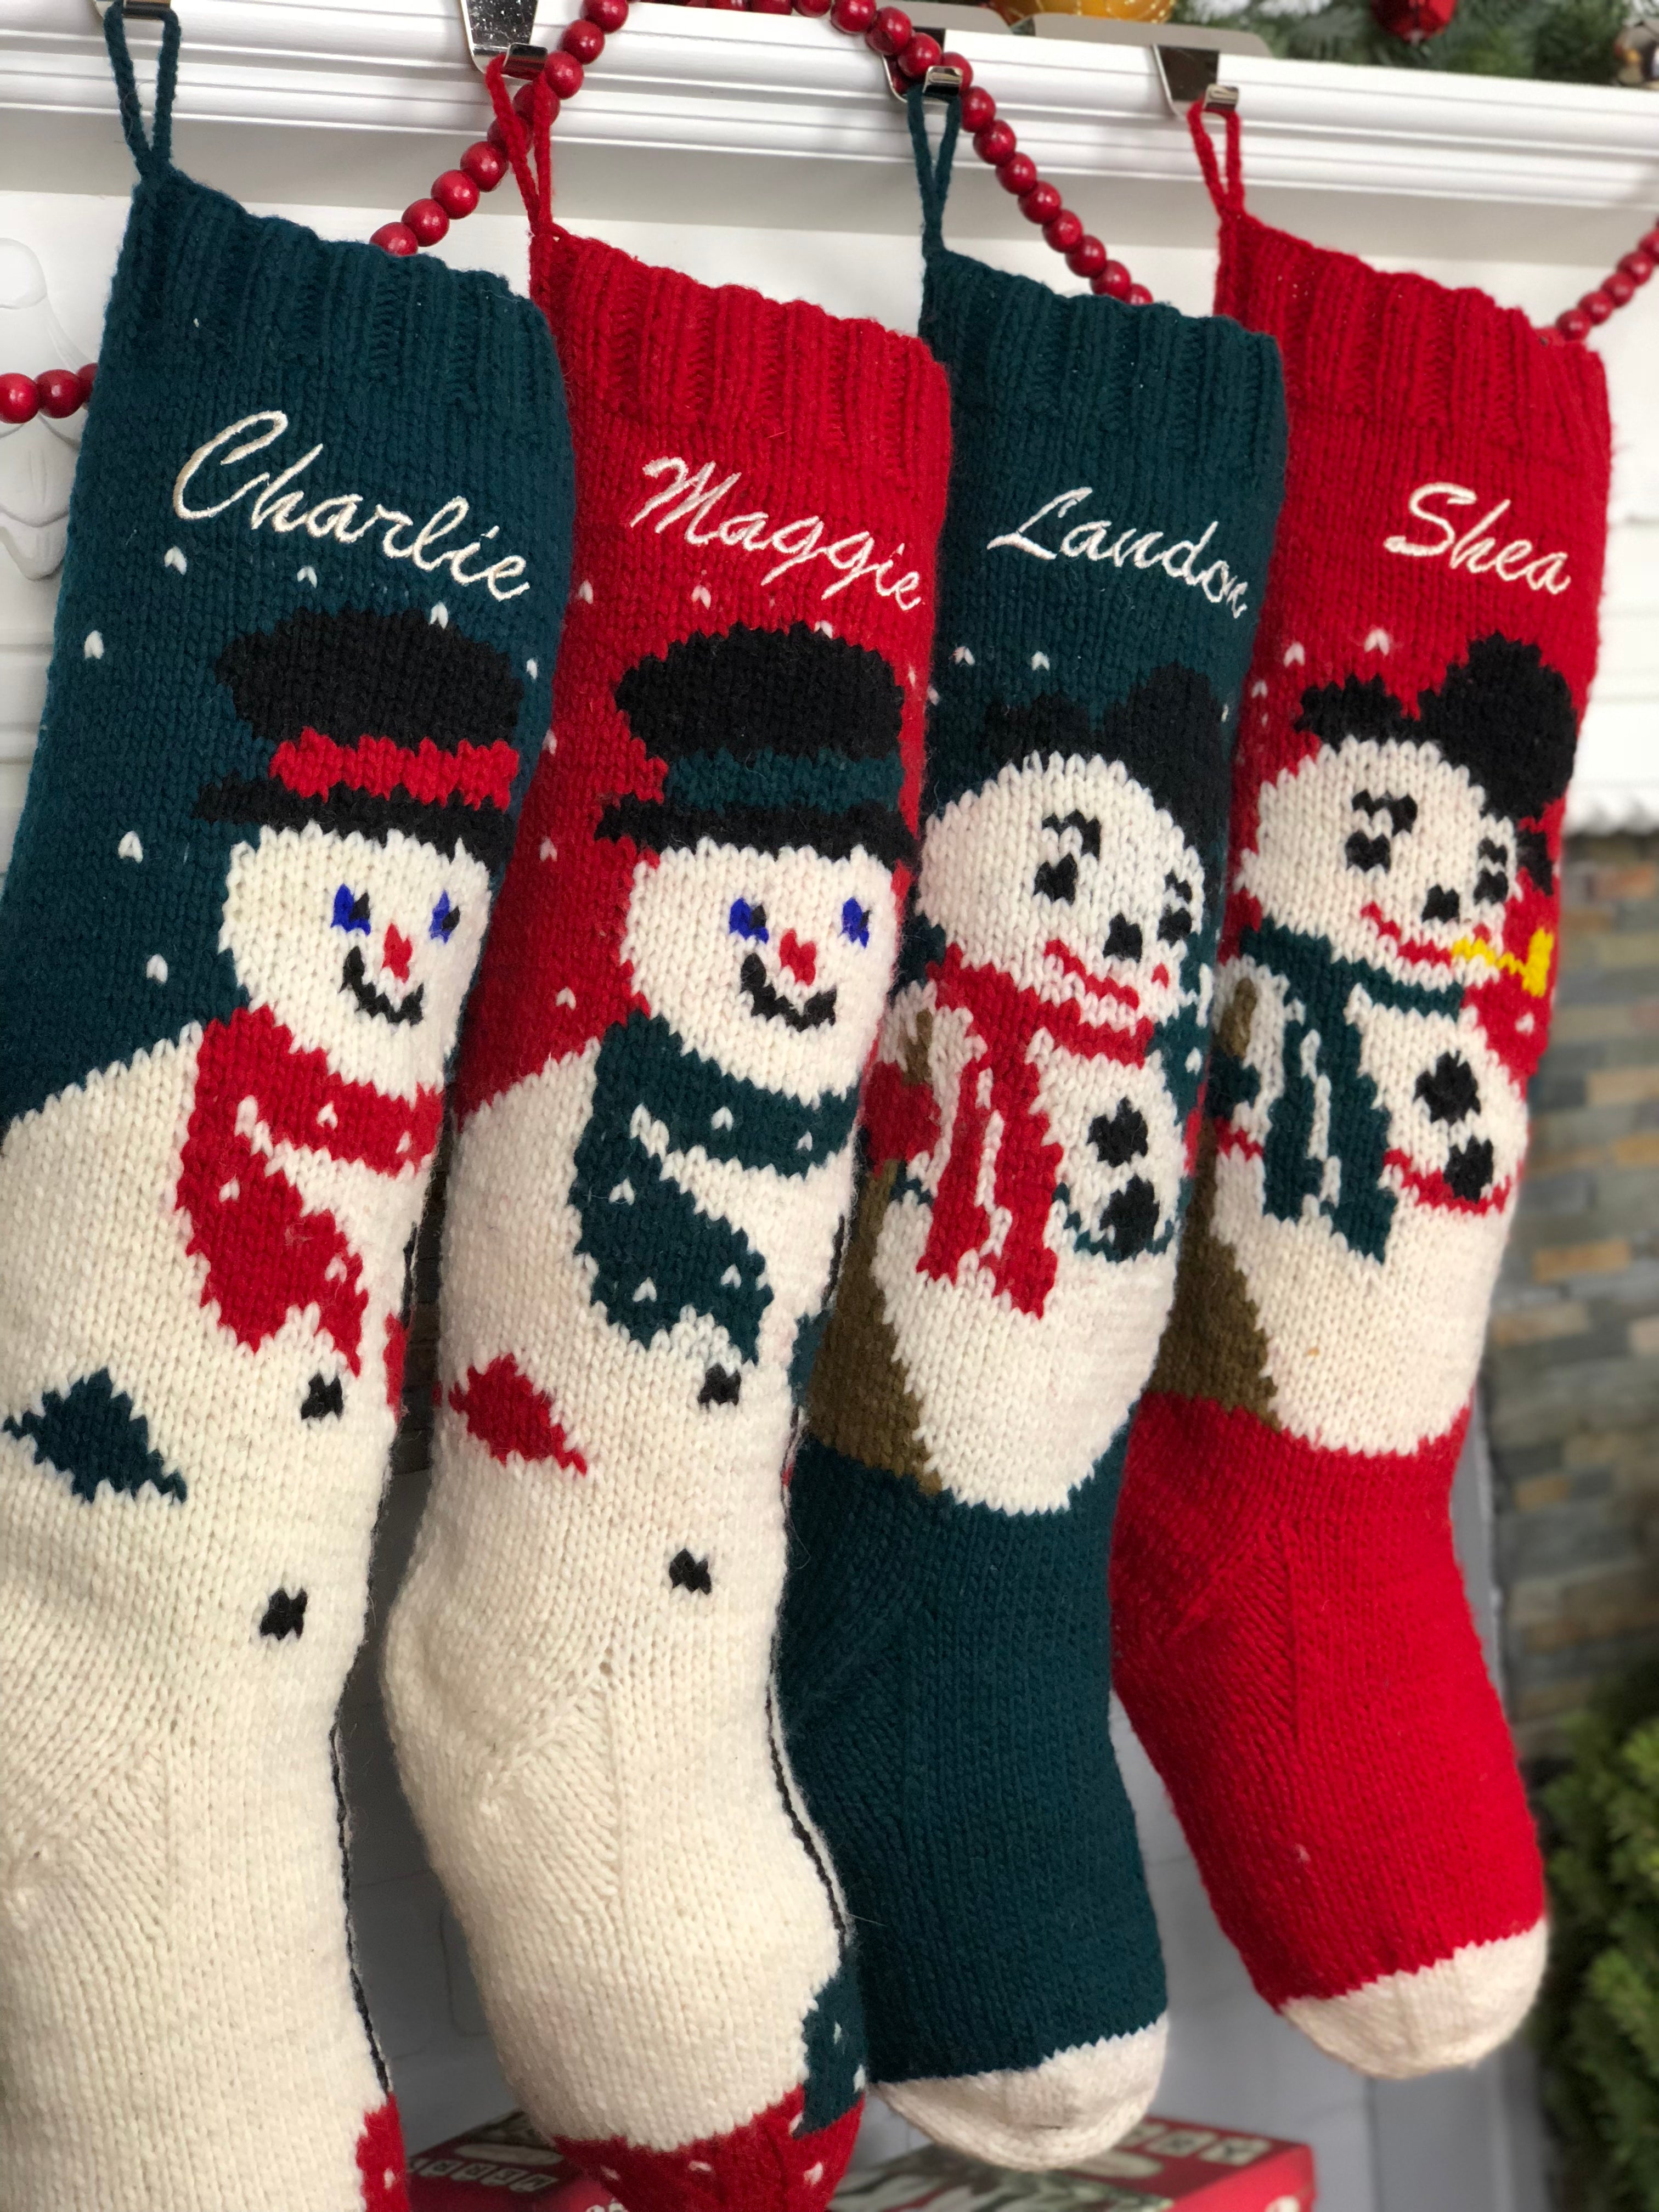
left=879, top=2017, right=1167, bottom=2172
left=1282, top=1921, right=1548, bottom=2079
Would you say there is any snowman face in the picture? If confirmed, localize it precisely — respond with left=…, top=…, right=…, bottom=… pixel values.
left=1242, top=737, right=1514, bottom=978
left=624, top=839, right=898, bottom=1102
left=919, top=755, right=1204, bottom=1034
left=221, top=823, right=491, bottom=1094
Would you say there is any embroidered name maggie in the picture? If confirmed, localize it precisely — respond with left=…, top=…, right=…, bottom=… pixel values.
left=630, top=457, right=923, bottom=612
left=173, top=412, right=531, bottom=600
left=1383, top=482, right=1570, bottom=596
left=987, top=488, right=1253, bottom=619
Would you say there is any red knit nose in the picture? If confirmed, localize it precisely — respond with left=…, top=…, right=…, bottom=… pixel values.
left=382, top=925, right=413, bottom=984
left=779, top=930, right=817, bottom=985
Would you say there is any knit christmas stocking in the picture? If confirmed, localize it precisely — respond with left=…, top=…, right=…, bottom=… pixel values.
left=775, top=97, right=1285, bottom=2171
left=381, top=86, right=951, bottom=2212
left=0, top=16, right=571, bottom=2209
left=1115, top=108, right=1611, bottom=2079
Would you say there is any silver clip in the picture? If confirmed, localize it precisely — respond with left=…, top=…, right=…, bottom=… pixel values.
left=879, top=19, right=968, bottom=103
left=93, top=1, right=173, bottom=19
left=461, top=0, right=546, bottom=79
left=1152, top=44, right=1239, bottom=116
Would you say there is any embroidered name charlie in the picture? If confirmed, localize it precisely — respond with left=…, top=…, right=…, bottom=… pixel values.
left=173, top=411, right=531, bottom=600
left=1383, top=481, right=1570, bottom=596
left=986, top=487, right=1253, bottom=619
left=629, top=456, right=924, bottom=612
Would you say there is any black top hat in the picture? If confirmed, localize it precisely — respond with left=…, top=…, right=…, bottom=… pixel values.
left=198, top=605, right=523, bottom=869
left=600, top=623, right=913, bottom=871
left=937, top=665, right=1229, bottom=868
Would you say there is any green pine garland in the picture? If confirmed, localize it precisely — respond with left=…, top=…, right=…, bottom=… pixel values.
left=1535, top=1664, right=1659, bottom=2212
left=1169, top=0, right=1638, bottom=83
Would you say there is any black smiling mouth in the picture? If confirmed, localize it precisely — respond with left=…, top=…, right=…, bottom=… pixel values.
left=341, top=946, right=425, bottom=1028
left=739, top=951, right=837, bottom=1034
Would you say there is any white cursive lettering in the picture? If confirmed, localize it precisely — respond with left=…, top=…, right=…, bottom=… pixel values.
left=1383, top=481, right=1571, bottom=596
left=630, top=455, right=924, bottom=614
left=989, top=487, right=1251, bottom=618
left=172, top=411, right=532, bottom=599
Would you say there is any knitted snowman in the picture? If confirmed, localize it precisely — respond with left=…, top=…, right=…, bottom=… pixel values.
left=398, top=621, right=912, bottom=2193
left=815, top=674, right=1223, bottom=1515
left=0, top=604, right=522, bottom=2210
left=1202, top=636, right=1575, bottom=1455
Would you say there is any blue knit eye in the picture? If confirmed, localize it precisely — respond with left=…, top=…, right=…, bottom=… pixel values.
left=841, top=899, right=871, bottom=947
left=430, top=891, right=461, bottom=941
left=729, top=898, right=769, bottom=943
left=332, top=886, right=371, bottom=934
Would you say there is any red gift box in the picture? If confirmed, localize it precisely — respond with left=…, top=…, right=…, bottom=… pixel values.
left=408, top=2113, right=622, bottom=2211
left=411, top=2112, right=1313, bottom=2212
left=831, top=2117, right=1316, bottom=2211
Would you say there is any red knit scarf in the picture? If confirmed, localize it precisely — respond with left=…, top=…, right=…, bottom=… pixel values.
left=921, top=945, right=1152, bottom=1318
left=176, top=1003, right=442, bottom=1374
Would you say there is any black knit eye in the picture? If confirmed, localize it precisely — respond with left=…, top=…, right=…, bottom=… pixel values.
left=1475, top=870, right=1508, bottom=906
left=1158, top=907, right=1193, bottom=944
left=1346, top=832, right=1391, bottom=873
left=1103, top=914, right=1143, bottom=962
left=1034, top=855, right=1077, bottom=904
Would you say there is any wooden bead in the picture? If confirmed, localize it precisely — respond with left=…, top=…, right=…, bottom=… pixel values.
left=1066, top=234, right=1106, bottom=278
left=960, top=85, right=995, bottom=131
left=76, top=363, right=98, bottom=405
left=461, top=140, right=509, bottom=190
left=1093, top=261, right=1131, bottom=298
left=1043, top=209, right=1084, bottom=254
left=0, top=373, right=39, bottom=424
left=371, top=222, right=420, bottom=257
left=403, top=198, right=450, bottom=246
left=432, top=169, right=480, bottom=219
left=1019, top=180, right=1062, bottom=224
left=1555, top=306, right=1592, bottom=342
left=35, top=368, right=82, bottom=418
left=1127, top=283, right=1153, bottom=306
left=545, top=50, right=585, bottom=95
left=996, top=152, right=1037, bottom=196
left=1643, top=226, right=1659, bottom=259
left=973, top=120, right=1015, bottom=166
left=1581, top=287, right=1615, bottom=324
left=486, top=117, right=510, bottom=153
left=865, top=8, right=913, bottom=56
left=585, top=0, right=628, bottom=25
left=1605, top=268, right=1637, bottom=307
left=897, top=32, right=943, bottom=76
left=795, top=0, right=834, bottom=14
left=562, top=18, right=605, bottom=62
left=939, top=49, right=972, bottom=88
left=1618, top=250, right=1655, bottom=284
left=831, top=0, right=876, bottom=30
left=749, top=0, right=793, bottom=12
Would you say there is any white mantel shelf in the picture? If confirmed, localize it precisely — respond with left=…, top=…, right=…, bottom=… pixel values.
left=4, top=0, right=1658, bottom=259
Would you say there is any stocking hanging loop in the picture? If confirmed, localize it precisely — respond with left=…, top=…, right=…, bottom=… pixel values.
left=102, top=0, right=180, bottom=181
left=1187, top=98, right=1245, bottom=220
left=907, top=84, right=962, bottom=263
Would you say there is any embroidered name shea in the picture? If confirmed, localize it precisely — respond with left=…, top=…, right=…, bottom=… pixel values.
left=630, top=456, right=923, bottom=612
left=1384, top=482, right=1570, bottom=596
left=988, top=488, right=1253, bottom=619
left=174, top=411, right=530, bottom=600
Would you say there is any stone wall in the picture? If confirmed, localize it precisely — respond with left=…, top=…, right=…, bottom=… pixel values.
left=1486, top=833, right=1659, bottom=1765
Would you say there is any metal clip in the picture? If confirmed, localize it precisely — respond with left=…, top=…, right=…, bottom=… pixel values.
left=461, top=0, right=547, bottom=79
left=93, top=1, right=173, bottom=19
left=879, top=22, right=967, bottom=104
left=1152, top=44, right=1239, bottom=116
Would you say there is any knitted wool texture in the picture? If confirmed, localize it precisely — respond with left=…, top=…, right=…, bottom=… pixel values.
left=381, top=207, right=951, bottom=2212
left=775, top=97, right=1286, bottom=2172
left=1115, top=111, right=1612, bottom=2080
left=0, top=18, right=572, bottom=2209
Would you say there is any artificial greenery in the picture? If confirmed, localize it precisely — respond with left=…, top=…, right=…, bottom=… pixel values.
left=1170, top=0, right=1638, bottom=83
left=1534, top=1663, right=1659, bottom=2212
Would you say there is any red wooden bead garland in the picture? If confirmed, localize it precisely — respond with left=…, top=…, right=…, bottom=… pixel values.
left=0, top=364, right=97, bottom=423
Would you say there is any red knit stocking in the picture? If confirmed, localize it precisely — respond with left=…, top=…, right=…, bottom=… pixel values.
left=1115, top=109, right=1612, bottom=2079
left=383, top=82, right=951, bottom=2212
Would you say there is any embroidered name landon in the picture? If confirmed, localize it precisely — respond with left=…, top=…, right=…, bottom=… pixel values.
left=988, top=488, right=1254, bottom=619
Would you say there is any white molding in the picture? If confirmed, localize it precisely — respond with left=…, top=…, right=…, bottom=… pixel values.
left=3, top=1, right=1658, bottom=252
